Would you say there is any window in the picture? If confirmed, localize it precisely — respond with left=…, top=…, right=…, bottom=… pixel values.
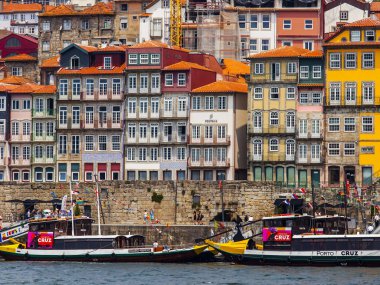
left=261, top=39, right=269, bottom=51
left=72, top=79, right=81, bottom=96
left=362, top=53, right=374, bottom=69
left=112, top=136, right=120, bottom=151
left=150, top=148, right=158, bottom=161
left=128, top=74, right=137, bottom=91
left=63, top=19, right=71, bottom=30
left=128, top=54, right=137, bottom=65
left=217, top=96, right=227, bottom=110
left=328, top=143, right=340, bottom=156
left=340, top=11, right=348, bottom=21
left=282, top=41, right=292, bottom=47
left=299, top=93, right=308, bottom=104
left=164, top=97, right=172, bottom=112
left=299, top=144, right=307, bottom=160
left=253, top=112, right=262, bottom=129
left=344, top=118, right=355, bottom=132
left=191, top=148, right=200, bottom=162
left=151, top=73, right=160, bottom=90
left=254, top=87, right=263, bottom=99
left=270, top=111, right=279, bottom=126
left=238, top=14, right=246, bottom=29
left=345, top=53, right=356, bottom=69
left=29, top=27, right=35, bottom=34
left=287, top=62, right=297, bottom=74
left=0, top=120, right=5, bottom=135
left=151, top=98, right=159, bottom=114
left=283, top=20, right=291, bottom=29
left=22, top=147, right=29, bottom=160
left=365, top=30, right=375, bottom=42
left=99, top=106, right=107, bottom=125
left=205, top=126, right=213, bottom=139
left=99, top=79, right=108, bottom=96
left=42, top=21, right=50, bottom=31
left=262, top=15, right=270, bottom=29
left=120, top=18, right=128, bottom=29
left=165, top=74, right=173, bottom=86
left=71, top=135, right=80, bottom=154
left=312, top=93, right=322, bottom=104
left=81, top=19, right=89, bottom=30
left=12, top=146, right=19, bottom=160
left=269, top=138, right=279, bottom=151
left=350, top=30, right=360, bottom=42
left=312, top=66, right=321, bottom=78
left=250, top=14, right=258, bottom=29
left=112, top=78, right=121, bottom=96
left=218, top=125, right=226, bottom=139
left=362, top=117, right=373, bottom=132
left=303, top=41, right=313, bottom=51
left=139, top=74, right=148, bottom=91
left=363, top=82, right=374, bottom=104
left=59, top=79, right=68, bottom=97
left=85, top=106, right=94, bottom=124
left=254, top=63, right=264, bottom=74
left=204, top=148, right=213, bottom=162
left=178, top=73, right=186, bottom=86
left=140, top=54, right=149, bottom=64
left=0, top=97, right=5, bottom=111
left=192, top=97, right=201, bottom=110
left=85, top=136, right=94, bottom=151
left=192, top=125, right=200, bottom=139
left=329, top=53, right=341, bottom=69
left=127, top=148, right=135, bottom=161
left=305, top=20, right=313, bottom=29
left=151, top=54, right=160, bottom=64
left=328, top=118, right=340, bottom=132
left=128, top=124, right=136, bottom=139
left=250, top=39, right=257, bottom=51
left=163, top=147, right=172, bottom=160
left=205, top=96, right=214, bottom=110
left=150, top=124, right=158, bottom=139
left=59, top=106, right=67, bottom=125
left=35, top=122, right=43, bottom=137
left=361, top=147, right=374, bottom=154
left=104, top=18, right=112, bottom=29
left=46, top=122, right=54, bottom=137
left=98, top=135, right=107, bottom=151
left=178, top=98, right=186, bottom=112
left=23, top=121, right=30, bottom=135
left=23, top=100, right=30, bottom=110
left=139, top=123, right=147, bottom=138
left=299, top=120, right=307, bottom=136
left=11, top=122, right=19, bottom=135
left=217, top=148, right=226, bottom=162
left=138, top=148, right=147, bottom=161
left=12, top=100, right=19, bottom=110
left=344, top=143, right=355, bottom=156
left=112, top=106, right=120, bottom=124
left=270, top=87, right=279, bottom=99
left=42, top=41, right=50, bottom=51
left=103, top=57, right=112, bottom=69
left=329, top=82, right=341, bottom=103
left=121, top=3, right=128, bottom=10
left=86, top=79, right=94, bottom=96
left=300, top=66, right=309, bottom=79
left=59, top=135, right=67, bottom=154
left=11, top=67, right=22, bottom=76
left=286, top=111, right=295, bottom=130
left=311, top=144, right=320, bottom=160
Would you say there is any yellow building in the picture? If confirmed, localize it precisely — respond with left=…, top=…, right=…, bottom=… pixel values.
left=324, top=18, right=380, bottom=187
left=247, top=46, right=311, bottom=185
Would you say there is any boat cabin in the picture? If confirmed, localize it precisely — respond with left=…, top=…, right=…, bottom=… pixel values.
left=313, top=215, right=348, bottom=235
left=29, top=217, right=93, bottom=237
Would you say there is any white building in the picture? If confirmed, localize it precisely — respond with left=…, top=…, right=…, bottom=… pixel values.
left=0, top=3, right=43, bottom=37
left=324, top=0, right=369, bottom=34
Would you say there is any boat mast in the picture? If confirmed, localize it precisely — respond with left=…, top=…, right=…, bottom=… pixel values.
left=312, top=183, right=315, bottom=235
left=69, top=179, right=74, bottom=236
left=343, top=179, right=349, bottom=234
left=94, top=174, right=102, bottom=236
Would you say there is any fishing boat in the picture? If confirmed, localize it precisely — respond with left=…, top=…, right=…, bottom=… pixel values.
left=206, top=214, right=380, bottom=266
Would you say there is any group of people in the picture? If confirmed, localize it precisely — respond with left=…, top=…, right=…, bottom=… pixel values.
left=193, top=210, right=204, bottom=225
left=143, top=209, right=160, bottom=224
left=26, top=208, right=64, bottom=220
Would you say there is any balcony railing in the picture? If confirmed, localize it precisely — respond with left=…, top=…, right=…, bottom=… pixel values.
left=325, top=97, right=380, bottom=107
left=188, top=158, right=230, bottom=168
left=32, top=109, right=55, bottom=117
left=31, top=156, right=56, bottom=164
left=32, top=133, right=55, bottom=141
left=188, top=135, right=231, bottom=145
left=249, top=73, right=298, bottom=83
left=249, top=152, right=295, bottom=162
left=249, top=127, right=295, bottom=135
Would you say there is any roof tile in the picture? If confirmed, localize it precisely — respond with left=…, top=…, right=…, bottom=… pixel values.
left=40, top=55, right=60, bottom=68
left=129, top=40, right=189, bottom=52
left=222, top=58, right=250, bottom=76
left=9, top=83, right=41, bottom=93
left=57, top=64, right=126, bottom=75
left=81, top=2, right=113, bottom=15
left=4, top=53, right=37, bottom=62
left=248, top=46, right=310, bottom=59
left=344, top=17, right=380, bottom=28
left=0, top=76, right=33, bottom=85
left=163, top=61, right=213, bottom=72
left=33, top=85, right=56, bottom=94
left=1, top=3, right=42, bottom=13
left=39, top=4, right=76, bottom=16
left=299, top=50, right=323, bottom=58
left=192, top=80, right=248, bottom=93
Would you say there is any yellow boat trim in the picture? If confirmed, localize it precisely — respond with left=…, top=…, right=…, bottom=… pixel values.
left=193, top=244, right=208, bottom=255
left=205, top=239, right=249, bottom=255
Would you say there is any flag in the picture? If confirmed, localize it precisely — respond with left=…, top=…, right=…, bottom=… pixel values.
left=218, top=180, right=222, bottom=190
left=61, top=195, right=67, bottom=211
left=308, top=202, right=313, bottom=209
left=299, top=188, right=306, bottom=194
left=71, top=189, right=79, bottom=195
left=292, top=193, right=299, bottom=199
left=345, top=180, right=350, bottom=196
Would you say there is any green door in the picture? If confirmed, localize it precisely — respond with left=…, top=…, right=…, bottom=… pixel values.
left=311, top=169, right=320, bottom=188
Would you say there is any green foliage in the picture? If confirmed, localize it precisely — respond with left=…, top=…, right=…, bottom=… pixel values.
left=74, top=203, right=81, bottom=216
left=151, top=192, right=164, bottom=203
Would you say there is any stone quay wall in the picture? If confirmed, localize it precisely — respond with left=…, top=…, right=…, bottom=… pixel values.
left=0, top=181, right=278, bottom=226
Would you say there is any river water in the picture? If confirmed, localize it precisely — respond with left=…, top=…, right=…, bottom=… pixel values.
left=1, top=261, right=379, bottom=285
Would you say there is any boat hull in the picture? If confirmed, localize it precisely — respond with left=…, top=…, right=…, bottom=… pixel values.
left=0, top=245, right=207, bottom=263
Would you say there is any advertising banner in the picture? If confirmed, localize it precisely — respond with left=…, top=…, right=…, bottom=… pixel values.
left=27, top=232, right=54, bottom=248
left=262, top=227, right=292, bottom=242
left=0, top=223, right=29, bottom=242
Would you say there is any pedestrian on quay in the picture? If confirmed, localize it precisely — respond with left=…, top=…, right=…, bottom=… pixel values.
left=150, top=208, right=155, bottom=222
left=143, top=210, right=148, bottom=224
left=26, top=210, right=31, bottom=219
left=193, top=211, right=197, bottom=225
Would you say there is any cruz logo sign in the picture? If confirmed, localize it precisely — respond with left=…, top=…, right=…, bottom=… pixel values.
left=262, top=227, right=292, bottom=242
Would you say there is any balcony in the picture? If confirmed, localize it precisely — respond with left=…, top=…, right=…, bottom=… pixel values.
left=249, top=73, right=298, bottom=84
left=11, top=134, right=30, bottom=142
left=160, top=109, right=188, bottom=119
left=125, top=136, right=160, bottom=145
left=249, top=152, right=295, bottom=163
left=188, top=135, right=231, bottom=145
left=32, top=109, right=55, bottom=117
left=325, top=98, right=380, bottom=107
left=188, top=158, right=230, bottom=168
left=32, top=156, right=55, bottom=164
left=296, top=132, right=322, bottom=140
left=32, top=133, right=55, bottom=142
left=249, top=127, right=295, bottom=135
left=9, top=158, right=30, bottom=166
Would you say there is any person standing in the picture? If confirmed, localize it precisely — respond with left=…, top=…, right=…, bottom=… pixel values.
left=150, top=209, right=155, bottom=222
left=375, top=214, right=380, bottom=228
left=143, top=210, right=148, bottom=224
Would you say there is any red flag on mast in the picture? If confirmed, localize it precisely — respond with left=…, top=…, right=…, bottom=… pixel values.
left=346, top=180, right=350, bottom=196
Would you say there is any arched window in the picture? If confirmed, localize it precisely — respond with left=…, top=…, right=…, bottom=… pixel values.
left=269, top=138, right=279, bottom=151
left=5, top=38, right=21, bottom=48
left=253, top=139, right=262, bottom=157
left=286, top=111, right=295, bottom=129
left=70, top=55, right=80, bottom=69
left=253, top=111, right=262, bottom=130
left=34, top=167, right=43, bottom=182
left=270, top=111, right=279, bottom=126
left=286, top=139, right=295, bottom=156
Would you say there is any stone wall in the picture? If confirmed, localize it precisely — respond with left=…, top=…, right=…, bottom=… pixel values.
left=0, top=181, right=278, bottom=225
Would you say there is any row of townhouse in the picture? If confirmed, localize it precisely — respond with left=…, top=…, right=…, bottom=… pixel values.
left=0, top=40, right=248, bottom=183
left=247, top=18, right=380, bottom=189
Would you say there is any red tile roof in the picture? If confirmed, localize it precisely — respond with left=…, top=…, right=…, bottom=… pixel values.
left=39, top=4, right=76, bottom=16
left=4, top=54, right=37, bottom=62
left=192, top=80, right=248, bottom=93
left=248, top=46, right=310, bottom=59
left=40, top=55, right=60, bottom=68
left=0, top=83, right=18, bottom=92
left=57, top=64, right=126, bottom=75
left=81, top=2, right=113, bottom=15
left=0, top=76, right=33, bottom=85
left=33, top=85, right=56, bottom=94
left=129, top=40, right=189, bottom=52
left=139, top=13, right=152, bottom=17
left=76, top=44, right=98, bottom=52
left=222, top=58, right=250, bottom=76
left=1, top=3, right=43, bottom=13
left=39, top=3, right=113, bottom=17
left=97, top=45, right=128, bottom=52
left=299, top=50, right=323, bottom=58
left=163, top=61, right=213, bottom=72
left=344, top=17, right=380, bottom=28
left=371, top=2, right=380, bottom=12
left=9, top=83, right=41, bottom=93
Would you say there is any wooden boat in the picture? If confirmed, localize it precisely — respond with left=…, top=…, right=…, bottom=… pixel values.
left=0, top=216, right=207, bottom=262
left=206, top=214, right=380, bottom=266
